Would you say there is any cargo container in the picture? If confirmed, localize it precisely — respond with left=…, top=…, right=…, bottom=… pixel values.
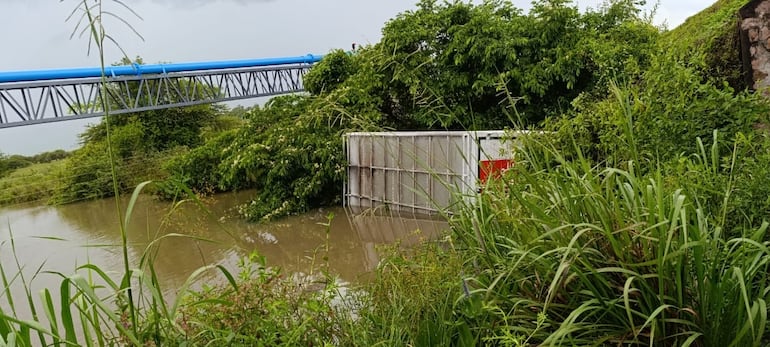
left=344, top=130, right=521, bottom=214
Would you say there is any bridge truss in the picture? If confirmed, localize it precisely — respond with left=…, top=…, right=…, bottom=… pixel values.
left=0, top=63, right=311, bottom=129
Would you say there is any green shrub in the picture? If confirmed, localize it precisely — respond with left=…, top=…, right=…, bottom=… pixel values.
left=53, top=140, right=116, bottom=203
left=3, top=155, right=33, bottom=172
left=29, top=149, right=71, bottom=163
left=159, top=130, right=240, bottom=199
left=372, top=0, right=658, bottom=128
left=166, top=95, right=360, bottom=221
left=551, top=55, right=770, bottom=166
left=223, top=97, right=346, bottom=221
left=180, top=252, right=341, bottom=346
left=297, top=1, right=660, bottom=131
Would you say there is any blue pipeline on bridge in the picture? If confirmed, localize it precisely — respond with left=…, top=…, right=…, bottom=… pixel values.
left=0, top=54, right=324, bottom=128
left=0, top=54, right=323, bottom=83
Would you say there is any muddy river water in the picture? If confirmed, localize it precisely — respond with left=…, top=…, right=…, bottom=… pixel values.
left=0, top=191, right=448, bottom=304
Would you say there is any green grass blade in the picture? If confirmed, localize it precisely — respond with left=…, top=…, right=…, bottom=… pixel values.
left=123, top=180, right=152, bottom=230
left=39, top=288, right=60, bottom=344
left=69, top=275, right=141, bottom=346
left=59, top=278, right=78, bottom=345
left=215, top=265, right=239, bottom=292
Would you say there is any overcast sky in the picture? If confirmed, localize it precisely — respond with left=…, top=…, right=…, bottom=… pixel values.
left=0, top=0, right=716, bottom=155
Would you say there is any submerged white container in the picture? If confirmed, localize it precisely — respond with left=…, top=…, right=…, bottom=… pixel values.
left=344, top=130, right=521, bottom=213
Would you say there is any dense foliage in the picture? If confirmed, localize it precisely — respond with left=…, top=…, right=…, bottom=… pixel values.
left=164, top=95, right=360, bottom=221
left=551, top=55, right=770, bottom=165
left=302, top=0, right=660, bottom=130
left=164, top=0, right=663, bottom=220
left=374, top=0, right=658, bottom=128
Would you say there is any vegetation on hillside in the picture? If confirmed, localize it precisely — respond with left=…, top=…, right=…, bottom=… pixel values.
left=0, top=160, right=67, bottom=205
left=550, top=55, right=768, bottom=165
left=0, top=150, right=71, bottom=206
left=0, top=150, right=70, bottom=178
left=661, top=0, right=750, bottom=89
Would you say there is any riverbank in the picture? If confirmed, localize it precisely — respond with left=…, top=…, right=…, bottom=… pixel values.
left=0, top=160, right=66, bottom=206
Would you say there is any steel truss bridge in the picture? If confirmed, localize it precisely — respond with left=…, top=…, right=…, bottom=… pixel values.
left=0, top=54, right=322, bottom=129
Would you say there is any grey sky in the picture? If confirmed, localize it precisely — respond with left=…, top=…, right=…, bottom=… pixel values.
left=0, top=0, right=715, bottom=155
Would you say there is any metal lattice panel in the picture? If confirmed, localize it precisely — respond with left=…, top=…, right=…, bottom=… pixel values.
left=0, top=64, right=310, bottom=128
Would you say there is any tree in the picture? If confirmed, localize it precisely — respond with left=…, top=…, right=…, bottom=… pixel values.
left=80, top=57, right=222, bottom=154
left=308, top=0, right=659, bottom=130
left=304, top=49, right=357, bottom=95
left=56, top=57, right=225, bottom=202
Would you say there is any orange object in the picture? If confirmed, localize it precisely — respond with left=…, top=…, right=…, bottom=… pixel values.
left=479, top=159, right=512, bottom=183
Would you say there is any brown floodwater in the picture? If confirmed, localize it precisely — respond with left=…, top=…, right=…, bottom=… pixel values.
left=0, top=191, right=449, bottom=304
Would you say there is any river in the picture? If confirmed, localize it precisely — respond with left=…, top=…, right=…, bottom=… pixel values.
left=0, top=191, right=448, bottom=307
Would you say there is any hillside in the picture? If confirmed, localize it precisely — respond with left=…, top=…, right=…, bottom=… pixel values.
left=662, top=0, right=750, bottom=90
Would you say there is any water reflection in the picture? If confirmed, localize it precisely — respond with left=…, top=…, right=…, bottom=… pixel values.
left=0, top=192, right=450, bottom=302
left=345, top=205, right=448, bottom=271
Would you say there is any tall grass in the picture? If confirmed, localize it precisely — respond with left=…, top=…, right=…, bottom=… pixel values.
left=445, top=110, right=770, bottom=344
left=0, top=182, right=248, bottom=346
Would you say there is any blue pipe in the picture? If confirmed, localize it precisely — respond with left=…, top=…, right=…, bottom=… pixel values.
left=0, top=54, right=323, bottom=83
